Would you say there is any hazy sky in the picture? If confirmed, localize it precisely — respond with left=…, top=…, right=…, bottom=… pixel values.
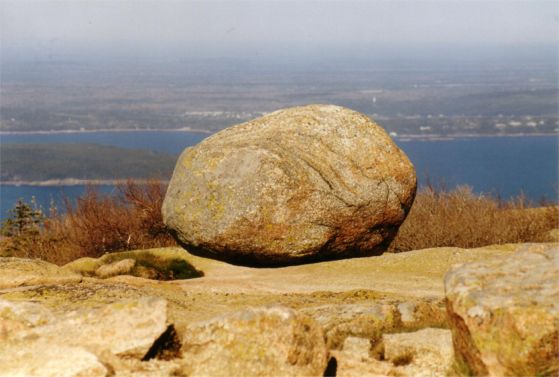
left=1, top=1, right=558, bottom=59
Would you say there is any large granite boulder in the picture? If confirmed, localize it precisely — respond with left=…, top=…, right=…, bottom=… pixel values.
left=163, top=104, right=416, bottom=265
left=445, top=244, right=559, bottom=376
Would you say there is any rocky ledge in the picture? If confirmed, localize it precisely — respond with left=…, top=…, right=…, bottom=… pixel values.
left=1, top=242, right=556, bottom=376
left=445, top=244, right=559, bottom=376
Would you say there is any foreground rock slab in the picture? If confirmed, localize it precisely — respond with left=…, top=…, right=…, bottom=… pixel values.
left=382, top=328, right=454, bottom=376
left=171, top=244, right=520, bottom=299
left=0, top=299, right=55, bottom=333
left=301, top=301, right=446, bottom=350
left=1, top=297, right=170, bottom=359
left=1, top=243, right=556, bottom=376
left=163, top=104, right=416, bottom=265
left=0, top=341, right=108, bottom=377
left=1, top=244, right=529, bottom=331
left=332, top=328, right=453, bottom=377
left=445, top=244, right=559, bottom=376
left=36, top=297, right=169, bottom=358
left=0, top=297, right=178, bottom=376
left=181, top=306, right=328, bottom=377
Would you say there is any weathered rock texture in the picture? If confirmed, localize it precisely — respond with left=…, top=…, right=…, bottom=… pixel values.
left=331, top=328, right=453, bottom=377
left=1, top=297, right=170, bottom=359
left=95, top=258, right=136, bottom=278
left=0, top=341, right=108, bottom=377
left=181, top=306, right=328, bottom=377
left=445, top=244, right=559, bottom=376
left=301, top=300, right=446, bottom=350
left=382, top=328, right=454, bottom=376
left=163, top=104, right=416, bottom=265
left=0, top=297, right=181, bottom=377
left=0, top=257, right=82, bottom=289
left=1, top=243, right=553, bottom=376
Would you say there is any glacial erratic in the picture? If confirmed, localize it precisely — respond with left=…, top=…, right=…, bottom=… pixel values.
left=162, top=104, right=416, bottom=265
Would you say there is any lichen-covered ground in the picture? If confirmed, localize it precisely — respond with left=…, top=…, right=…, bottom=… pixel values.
left=0, top=244, right=533, bottom=332
left=2, top=243, right=557, bottom=376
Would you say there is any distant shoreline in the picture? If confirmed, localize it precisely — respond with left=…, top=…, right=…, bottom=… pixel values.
left=0, top=179, right=170, bottom=187
left=393, top=132, right=558, bottom=141
left=0, top=128, right=213, bottom=136
left=0, top=129, right=556, bottom=140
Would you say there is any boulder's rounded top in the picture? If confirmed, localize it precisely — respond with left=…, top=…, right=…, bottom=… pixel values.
left=263, top=104, right=367, bottom=121
left=199, top=104, right=390, bottom=144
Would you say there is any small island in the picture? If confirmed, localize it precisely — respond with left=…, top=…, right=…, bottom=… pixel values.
left=0, top=143, right=175, bottom=185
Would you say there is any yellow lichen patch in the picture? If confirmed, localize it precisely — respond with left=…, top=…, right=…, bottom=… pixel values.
left=61, top=249, right=203, bottom=281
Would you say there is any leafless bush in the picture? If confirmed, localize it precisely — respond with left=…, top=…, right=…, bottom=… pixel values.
left=2, top=182, right=557, bottom=265
left=388, top=185, right=558, bottom=252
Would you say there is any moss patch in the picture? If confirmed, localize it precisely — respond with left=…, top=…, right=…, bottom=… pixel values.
left=63, top=249, right=203, bottom=281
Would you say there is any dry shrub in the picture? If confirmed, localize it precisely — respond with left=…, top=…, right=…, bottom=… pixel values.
left=2, top=182, right=557, bottom=265
left=1, top=179, right=176, bottom=265
left=62, top=179, right=174, bottom=257
left=388, top=185, right=559, bottom=252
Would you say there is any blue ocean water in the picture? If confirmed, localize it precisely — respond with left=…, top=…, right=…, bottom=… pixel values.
left=399, top=136, right=558, bottom=201
left=1, top=131, right=557, bottom=220
left=0, top=185, right=116, bottom=220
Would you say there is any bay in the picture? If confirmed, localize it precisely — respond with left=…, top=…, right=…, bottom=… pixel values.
left=0, top=185, right=116, bottom=220
left=0, top=131, right=557, bottom=220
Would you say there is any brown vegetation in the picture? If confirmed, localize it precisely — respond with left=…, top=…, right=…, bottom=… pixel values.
left=1, top=183, right=557, bottom=265
left=388, top=185, right=558, bottom=252
left=1, top=180, right=176, bottom=265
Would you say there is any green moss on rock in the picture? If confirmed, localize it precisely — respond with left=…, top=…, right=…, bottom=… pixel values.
left=63, top=249, right=203, bottom=281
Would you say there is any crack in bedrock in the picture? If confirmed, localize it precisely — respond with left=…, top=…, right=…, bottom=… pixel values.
left=297, top=156, right=356, bottom=208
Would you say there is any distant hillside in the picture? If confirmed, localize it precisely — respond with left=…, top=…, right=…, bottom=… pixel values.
left=0, top=143, right=176, bottom=182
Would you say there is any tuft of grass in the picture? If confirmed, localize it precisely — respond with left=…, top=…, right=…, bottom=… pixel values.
left=388, top=185, right=558, bottom=253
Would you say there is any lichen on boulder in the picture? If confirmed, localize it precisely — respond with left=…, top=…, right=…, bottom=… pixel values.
left=163, top=104, right=416, bottom=265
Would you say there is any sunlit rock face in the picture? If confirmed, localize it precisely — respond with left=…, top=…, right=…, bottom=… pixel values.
left=181, top=306, right=328, bottom=377
left=163, top=104, right=416, bottom=265
left=445, top=244, right=559, bottom=376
